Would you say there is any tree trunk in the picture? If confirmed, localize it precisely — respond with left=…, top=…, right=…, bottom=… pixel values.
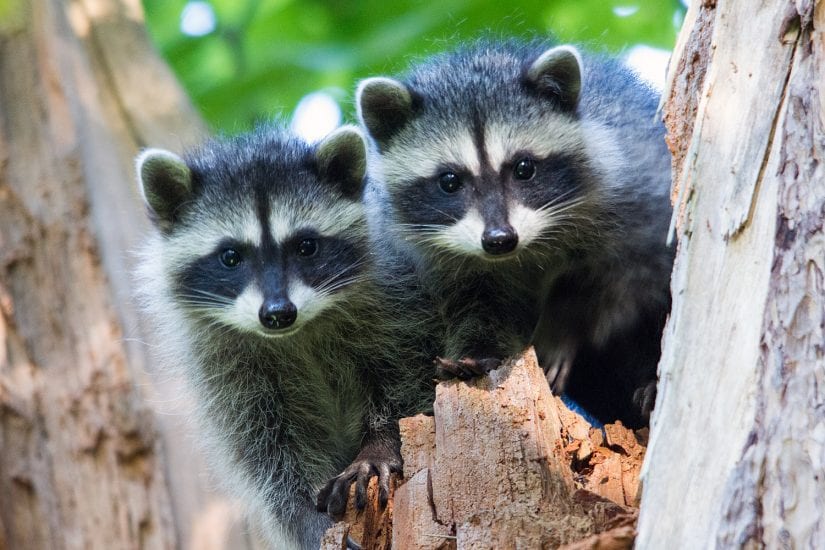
left=0, top=1, right=252, bottom=548
left=637, top=0, right=825, bottom=547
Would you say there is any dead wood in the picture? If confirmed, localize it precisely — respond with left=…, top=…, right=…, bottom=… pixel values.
left=321, top=349, right=646, bottom=549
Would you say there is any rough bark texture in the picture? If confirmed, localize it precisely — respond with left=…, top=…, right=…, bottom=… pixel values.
left=638, top=0, right=825, bottom=547
left=322, top=350, right=645, bottom=549
left=0, top=1, right=251, bottom=548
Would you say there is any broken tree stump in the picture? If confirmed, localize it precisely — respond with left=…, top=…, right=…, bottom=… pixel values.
left=320, top=349, right=646, bottom=549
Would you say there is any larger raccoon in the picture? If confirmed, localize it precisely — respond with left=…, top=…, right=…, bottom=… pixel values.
left=357, top=40, right=673, bottom=427
left=134, top=125, right=434, bottom=549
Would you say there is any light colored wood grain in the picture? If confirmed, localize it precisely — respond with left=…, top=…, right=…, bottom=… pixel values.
left=324, top=349, right=646, bottom=549
left=430, top=350, right=573, bottom=529
left=638, top=1, right=825, bottom=547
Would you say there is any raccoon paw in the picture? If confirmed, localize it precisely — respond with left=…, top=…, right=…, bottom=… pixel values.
left=633, top=379, right=658, bottom=420
left=316, top=454, right=401, bottom=519
left=539, top=345, right=577, bottom=395
left=435, top=356, right=501, bottom=380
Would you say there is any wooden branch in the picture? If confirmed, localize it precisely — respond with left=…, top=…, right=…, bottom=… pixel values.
left=321, top=349, right=646, bottom=549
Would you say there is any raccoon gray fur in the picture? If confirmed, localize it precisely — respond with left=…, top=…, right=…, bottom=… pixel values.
left=134, top=125, right=434, bottom=549
left=356, top=39, right=673, bottom=428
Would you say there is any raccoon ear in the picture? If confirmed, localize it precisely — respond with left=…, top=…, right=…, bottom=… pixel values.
left=315, top=125, right=367, bottom=200
left=136, top=148, right=193, bottom=229
left=526, top=45, right=583, bottom=110
left=356, top=77, right=415, bottom=144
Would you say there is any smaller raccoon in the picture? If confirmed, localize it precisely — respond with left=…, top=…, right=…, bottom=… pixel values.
left=357, top=40, right=673, bottom=427
left=135, top=125, right=433, bottom=549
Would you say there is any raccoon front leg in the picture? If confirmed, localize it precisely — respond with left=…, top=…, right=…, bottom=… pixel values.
left=316, top=429, right=401, bottom=518
left=435, top=356, right=502, bottom=379
left=433, top=320, right=506, bottom=380
left=435, top=308, right=536, bottom=380
left=434, top=291, right=535, bottom=380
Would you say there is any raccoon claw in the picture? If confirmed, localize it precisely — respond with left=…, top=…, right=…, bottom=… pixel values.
left=540, top=346, right=577, bottom=395
left=316, top=455, right=401, bottom=519
left=435, top=356, right=501, bottom=380
left=633, top=379, right=658, bottom=419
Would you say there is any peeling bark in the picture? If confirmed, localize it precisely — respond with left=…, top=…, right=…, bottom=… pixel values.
left=638, top=1, right=825, bottom=547
left=662, top=0, right=715, bottom=204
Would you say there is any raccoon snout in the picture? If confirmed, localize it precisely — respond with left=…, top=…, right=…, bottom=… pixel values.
left=258, top=299, right=298, bottom=330
left=481, top=225, right=518, bottom=255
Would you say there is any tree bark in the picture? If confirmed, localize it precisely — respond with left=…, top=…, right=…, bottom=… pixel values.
left=0, top=1, right=251, bottom=548
left=638, top=0, right=825, bottom=547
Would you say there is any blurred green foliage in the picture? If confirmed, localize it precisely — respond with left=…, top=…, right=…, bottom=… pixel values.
left=142, top=0, right=683, bottom=132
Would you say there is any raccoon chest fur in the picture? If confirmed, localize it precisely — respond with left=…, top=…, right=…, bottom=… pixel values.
left=277, top=346, right=369, bottom=461
left=191, top=328, right=371, bottom=477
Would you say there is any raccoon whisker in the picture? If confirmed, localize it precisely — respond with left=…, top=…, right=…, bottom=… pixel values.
left=535, top=198, right=588, bottom=221
left=401, top=228, right=446, bottom=237
left=416, top=234, right=445, bottom=246
left=539, top=226, right=584, bottom=243
left=177, top=293, right=234, bottom=305
left=200, top=315, right=238, bottom=333
left=534, top=188, right=581, bottom=213
left=396, top=223, right=448, bottom=230
left=313, top=264, right=371, bottom=294
left=177, top=297, right=233, bottom=309
left=317, top=271, right=374, bottom=293
left=316, top=276, right=370, bottom=295
left=316, top=274, right=363, bottom=290
left=184, top=288, right=238, bottom=304
left=534, top=220, right=587, bottom=237
left=310, top=255, right=372, bottom=294
left=536, top=205, right=586, bottom=218
left=345, top=253, right=374, bottom=273
left=397, top=226, right=448, bottom=240
left=424, top=205, right=460, bottom=222
left=540, top=200, right=586, bottom=219
left=533, top=214, right=596, bottom=239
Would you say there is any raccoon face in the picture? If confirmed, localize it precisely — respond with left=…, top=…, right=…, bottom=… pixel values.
left=359, top=44, right=599, bottom=262
left=137, top=126, right=370, bottom=337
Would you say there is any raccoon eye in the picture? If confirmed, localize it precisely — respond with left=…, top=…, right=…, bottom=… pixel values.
left=219, top=248, right=241, bottom=268
left=513, top=158, right=536, bottom=181
left=297, top=238, right=318, bottom=257
left=438, top=171, right=463, bottom=194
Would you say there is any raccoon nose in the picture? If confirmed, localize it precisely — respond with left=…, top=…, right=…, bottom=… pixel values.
left=258, top=300, right=298, bottom=330
left=482, top=226, right=518, bottom=255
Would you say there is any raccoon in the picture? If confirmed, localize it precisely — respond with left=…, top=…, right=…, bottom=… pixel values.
left=356, top=40, right=673, bottom=427
left=134, top=125, right=434, bottom=549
